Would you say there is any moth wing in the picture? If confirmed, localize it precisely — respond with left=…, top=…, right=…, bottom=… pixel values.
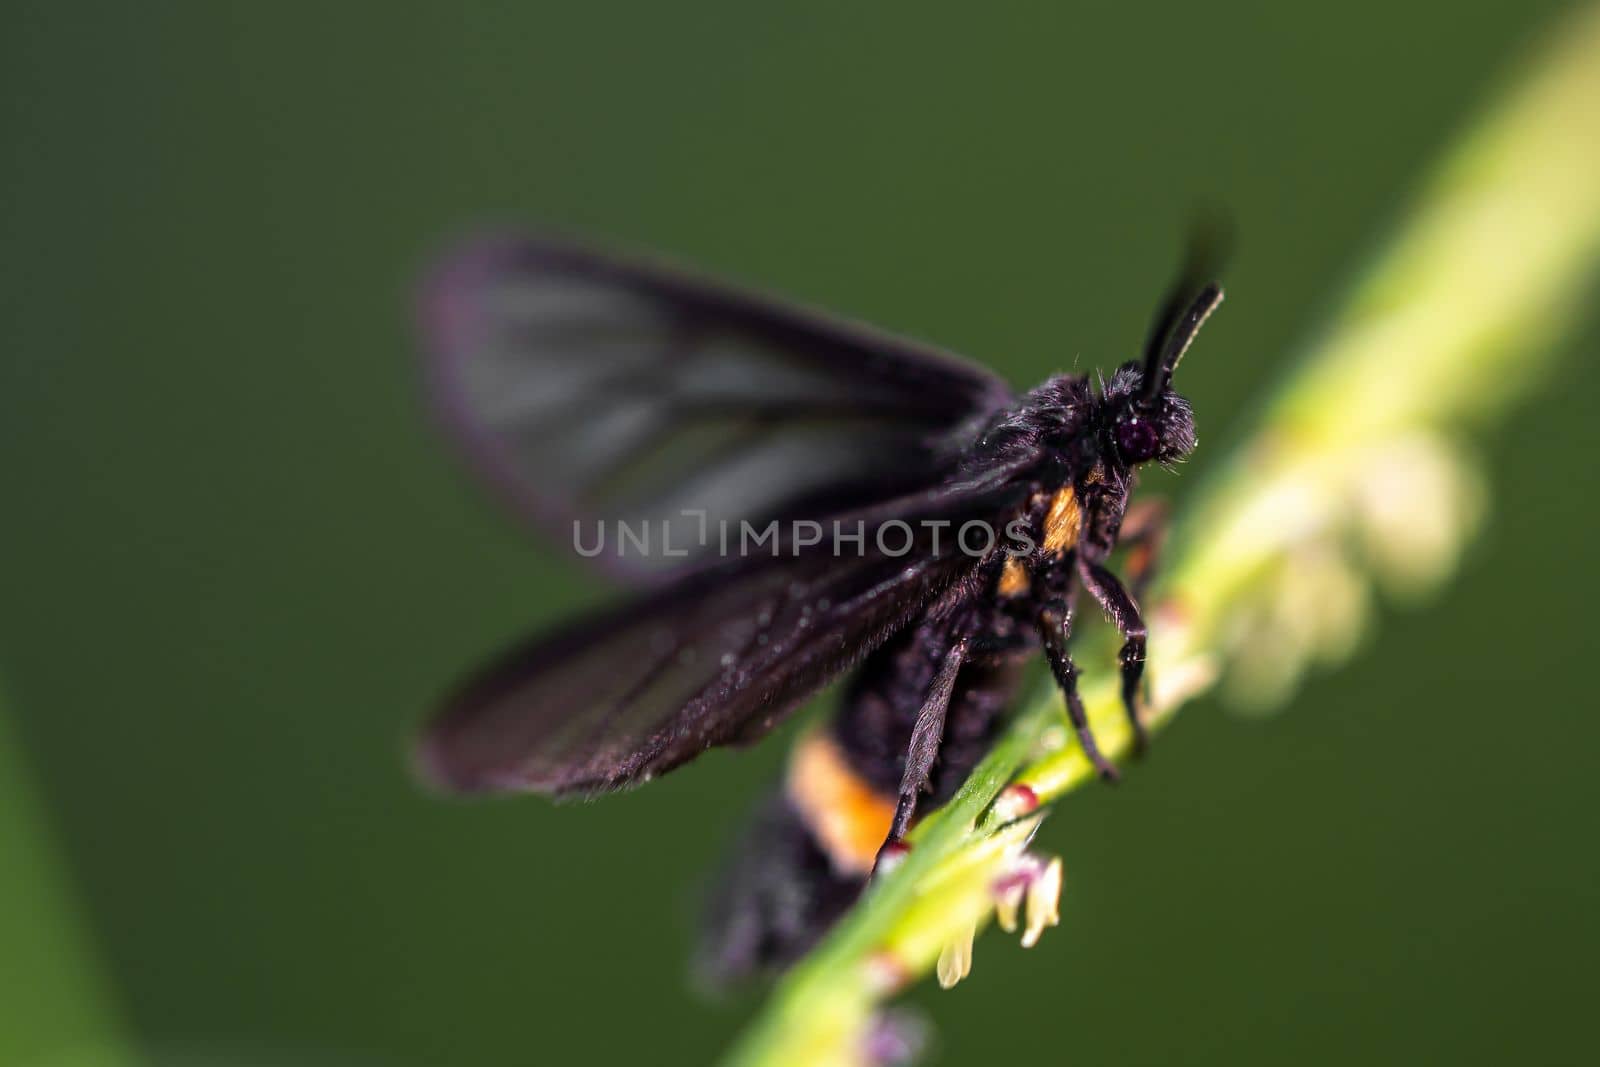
left=422, top=234, right=1014, bottom=581
left=417, top=478, right=1030, bottom=796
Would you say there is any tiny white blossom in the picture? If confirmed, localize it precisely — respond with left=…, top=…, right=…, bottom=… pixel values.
left=1021, top=857, right=1063, bottom=949
left=935, top=920, right=977, bottom=989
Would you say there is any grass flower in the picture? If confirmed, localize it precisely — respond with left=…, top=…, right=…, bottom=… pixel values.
left=724, top=5, right=1600, bottom=1064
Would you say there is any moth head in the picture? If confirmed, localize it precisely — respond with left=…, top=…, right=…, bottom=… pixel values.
left=1101, top=277, right=1222, bottom=466
left=1102, top=365, right=1197, bottom=465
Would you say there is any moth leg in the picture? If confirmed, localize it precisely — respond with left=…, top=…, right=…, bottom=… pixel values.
left=1078, top=558, right=1151, bottom=755
left=870, top=635, right=971, bottom=877
left=1119, top=498, right=1169, bottom=605
left=1037, top=595, right=1120, bottom=783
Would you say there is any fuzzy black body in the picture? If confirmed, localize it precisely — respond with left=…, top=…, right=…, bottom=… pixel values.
left=702, top=614, right=1027, bottom=979
left=698, top=373, right=1186, bottom=979
left=837, top=615, right=1029, bottom=806
left=415, top=233, right=1221, bottom=980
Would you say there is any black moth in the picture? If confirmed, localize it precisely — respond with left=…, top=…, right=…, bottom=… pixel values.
left=417, top=233, right=1223, bottom=979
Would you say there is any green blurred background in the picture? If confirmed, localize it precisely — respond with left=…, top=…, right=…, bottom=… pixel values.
left=3, top=2, right=1598, bottom=1064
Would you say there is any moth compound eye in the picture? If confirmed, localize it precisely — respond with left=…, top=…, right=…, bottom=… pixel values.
left=1115, top=416, right=1160, bottom=463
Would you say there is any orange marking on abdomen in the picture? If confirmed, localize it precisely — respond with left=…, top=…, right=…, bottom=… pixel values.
left=1041, top=486, right=1082, bottom=553
left=787, top=730, right=896, bottom=876
left=998, top=558, right=1031, bottom=597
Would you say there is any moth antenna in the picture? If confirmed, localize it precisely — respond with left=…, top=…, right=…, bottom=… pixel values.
left=1141, top=283, right=1224, bottom=401
left=1139, top=216, right=1231, bottom=404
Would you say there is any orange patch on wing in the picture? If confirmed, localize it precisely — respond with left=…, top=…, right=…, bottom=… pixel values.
left=1041, top=487, right=1082, bottom=554
left=787, top=730, right=896, bottom=876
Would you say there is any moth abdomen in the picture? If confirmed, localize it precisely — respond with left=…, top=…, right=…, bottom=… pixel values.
left=700, top=625, right=1025, bottom=981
